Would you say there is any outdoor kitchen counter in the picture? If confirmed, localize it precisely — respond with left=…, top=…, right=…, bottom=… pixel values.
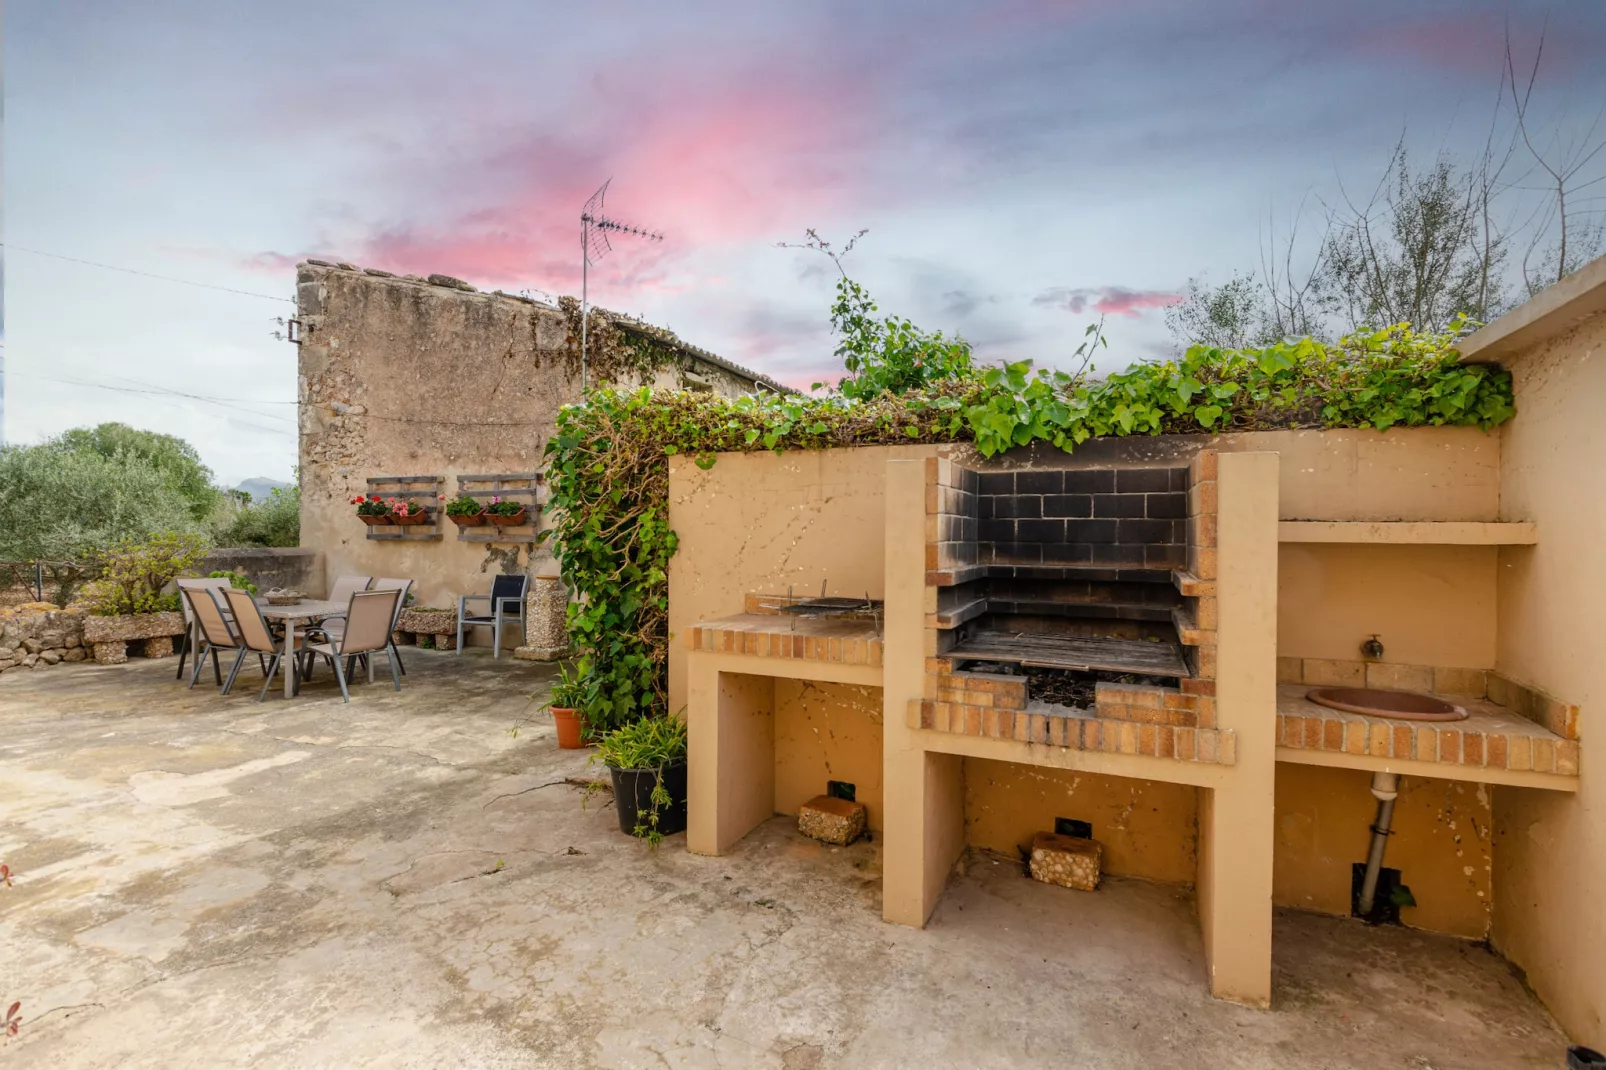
left=1275, top=684, right=1579, bottom=790
left=685, top=612, right=884, bottom=669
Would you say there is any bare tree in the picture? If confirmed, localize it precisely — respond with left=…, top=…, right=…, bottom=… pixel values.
left=1320, top=142, right=1507, bottom=333
left=1506, top=25, right=1606, bottom=295
left=1164, top=272, right=1265, bottom=350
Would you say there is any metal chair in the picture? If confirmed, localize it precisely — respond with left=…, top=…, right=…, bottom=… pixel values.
left=181, top=585, right=245, bottom=690
left=301, top=588, right=404, bottom=702
left=311, top=577, right=412, bottom=678
left=456, top=574, right=529, bottom=658
left=175, top=578, right=232, bottom=681
left=220, top=587, right=303, bottom=701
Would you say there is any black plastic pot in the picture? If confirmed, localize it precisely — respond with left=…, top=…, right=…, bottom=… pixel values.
left=609, top=759, right=688, bottom=839
left=1570, top=1046, right=1606, bottom=1070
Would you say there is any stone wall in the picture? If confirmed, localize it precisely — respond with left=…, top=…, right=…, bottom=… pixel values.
left=296, top=260, right=785, bottom=621
left=201, top=548, right=325, bottom=598
left=0, top=604, right=88, bottom=676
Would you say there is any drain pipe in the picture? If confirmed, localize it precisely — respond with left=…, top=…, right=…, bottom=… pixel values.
left=1357, top=772, right=1400, bottom=917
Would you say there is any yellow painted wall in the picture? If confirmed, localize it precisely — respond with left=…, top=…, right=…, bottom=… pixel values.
left=963, top=758, right=1199, bottom=884
left=773, top=680, right=885, bottom=831
left=1274, top=765, right=1492, bottom=938
left=1277, top=544, right=1498, bottom=668
left=667, top=445, right=940, bottom=716
left=1487, top=303, right=1606, bottom=1044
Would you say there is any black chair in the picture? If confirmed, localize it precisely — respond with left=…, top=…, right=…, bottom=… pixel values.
left=456, top=574, right=529, bottom=658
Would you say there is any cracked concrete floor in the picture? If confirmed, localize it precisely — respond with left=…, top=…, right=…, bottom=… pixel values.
left=0, top=652, right=1570, bottom=1068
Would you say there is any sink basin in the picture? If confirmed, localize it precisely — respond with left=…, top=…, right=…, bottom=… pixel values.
left=1306, top=687, right=1469, bottom=721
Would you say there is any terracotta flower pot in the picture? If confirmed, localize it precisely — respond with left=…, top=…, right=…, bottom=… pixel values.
left=359, top=514, right=392, bottom=526
left=392, top=510, right=429, bottom=526
left=449, top=511, right=487, bottom=527
left=487, top=507, right=528, bottom=526
left=551, top=707, right=585, bottom=749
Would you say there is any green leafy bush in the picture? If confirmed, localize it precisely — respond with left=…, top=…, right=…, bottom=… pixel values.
left=543, top=320, right=1514, bottom=728
left=207, top=569, right=257, bottom=596
left=57, top=423, right=220, bottom=522
left=0, top=442, right=200, bottom=562
left=210, top=485, right=300, bottom=548
left=78, top=532, right=210, bottom=616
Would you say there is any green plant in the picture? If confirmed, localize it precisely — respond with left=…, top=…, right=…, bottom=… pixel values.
left=543, top=319, right=1513, bottom=728
left=210, top=483, right=299, bottom=548
left=484, top=496, right=525, bottom=517
left=57, top=422, right=220, bottom=522
left=78, top=532, right=209, bottom=616
left=441, top=493, right=484, bottom=518
left=352, top=494, right=388, bottom=517
left=547, top=663, right=587, bottom=710
left=0, top=439, right=200, bottom=561
left=207, top=569, right=257, bottom=596
left=590, top=715, right=688, bottom=847
left=386, top=497, right=427, bottom=518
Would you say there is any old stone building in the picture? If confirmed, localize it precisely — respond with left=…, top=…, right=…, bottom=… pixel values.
left=295, top=260, right=785, bottom=626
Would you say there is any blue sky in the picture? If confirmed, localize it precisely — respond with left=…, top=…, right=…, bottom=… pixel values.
left=5, top=0, right=1604, bottom=484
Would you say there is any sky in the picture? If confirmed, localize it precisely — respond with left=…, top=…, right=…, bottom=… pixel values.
left=5, top=0, right=1605, bottom=486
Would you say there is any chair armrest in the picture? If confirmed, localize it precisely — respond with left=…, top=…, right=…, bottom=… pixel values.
left=495, top=596, right=525, bottom=618
left=458, top=594, right=489, bottom=618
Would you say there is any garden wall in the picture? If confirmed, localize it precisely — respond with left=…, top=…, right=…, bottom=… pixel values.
left=201, top=548, right=324, bottom=598
left=0, top=604, right=87, bottom=676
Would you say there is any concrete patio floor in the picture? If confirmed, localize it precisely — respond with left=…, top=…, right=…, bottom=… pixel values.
left=0, top=651, right=1572, bottom=1069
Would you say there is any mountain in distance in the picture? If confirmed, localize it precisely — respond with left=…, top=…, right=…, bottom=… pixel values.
left=235, top=476, right=292, bottom=502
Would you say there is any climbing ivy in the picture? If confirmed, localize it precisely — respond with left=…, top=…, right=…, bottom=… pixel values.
left=542, top=319, right=1513, bottom=733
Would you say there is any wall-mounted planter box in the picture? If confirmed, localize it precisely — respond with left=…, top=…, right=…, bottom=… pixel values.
left=364, top=475, right=444, bottom=541
left=454, top=473, right=542, bottom=543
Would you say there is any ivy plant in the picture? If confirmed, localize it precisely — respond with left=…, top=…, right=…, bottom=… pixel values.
left=542, top=317, right=1513, bottom=732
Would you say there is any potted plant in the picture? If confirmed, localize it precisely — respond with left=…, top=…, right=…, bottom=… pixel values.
left=353, top=494, right=391, bottom=525
left=484, top=495, right=528, bottom=526
left=592, top=715, right=688, bottom=846
left=546, top=664, right=586, bottom=750
left=388, top=497, right=431, bottom=526
left=441, top=493, right=486, bottom=527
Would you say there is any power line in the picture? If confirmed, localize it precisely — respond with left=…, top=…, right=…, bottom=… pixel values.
left=1, top=243, right=295, bottom=303
left=10, top=372, right=296, bottom=437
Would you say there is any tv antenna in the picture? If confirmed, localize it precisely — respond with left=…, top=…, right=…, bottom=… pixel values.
left=580, top=179, right=663, bottom=391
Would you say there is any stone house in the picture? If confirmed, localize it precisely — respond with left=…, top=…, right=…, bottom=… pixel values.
left=295, top=260, right=786, bottom=633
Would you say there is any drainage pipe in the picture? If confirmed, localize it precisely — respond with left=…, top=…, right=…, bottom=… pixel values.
left=1357, top=772, right=1400, bottom=917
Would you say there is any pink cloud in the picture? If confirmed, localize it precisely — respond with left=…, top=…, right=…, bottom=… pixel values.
left=1033, top=285, right=1181, bottom=318
left=245, top=61, right=878, bottom=297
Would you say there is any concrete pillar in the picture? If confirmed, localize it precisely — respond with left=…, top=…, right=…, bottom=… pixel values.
left=686, top=662, right=776, bottom=856
left=513, top=562, right=572, bottom=662
left=882, top=457, right=966, bottom=927
left=1196, top=450, right=1280, bottom=1006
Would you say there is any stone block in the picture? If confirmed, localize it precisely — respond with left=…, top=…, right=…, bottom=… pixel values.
left=63, top=647, right=87, bottom=663
left=138, top=635, right=176, bottom=659
left=1302, top=658, right=1365, bottom=687
left=40, top=650, right=63, bottom=665
left=1028, top=832, right=1102, bottom=892
left=797, top=795, right=867, bottom=846
left=93, top=642, right=128, bottom=665
left=83, top=611, right=185, bottom=645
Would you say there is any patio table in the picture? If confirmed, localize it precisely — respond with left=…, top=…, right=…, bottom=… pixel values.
left=256, top=598, right=346, bottom=699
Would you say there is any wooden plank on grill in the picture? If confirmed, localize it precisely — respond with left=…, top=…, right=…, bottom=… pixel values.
left=947, top=630, right=1187, bottom=677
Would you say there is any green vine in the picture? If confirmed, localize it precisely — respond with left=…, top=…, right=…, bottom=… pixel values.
left=542, top=319, right=1514, bottom=732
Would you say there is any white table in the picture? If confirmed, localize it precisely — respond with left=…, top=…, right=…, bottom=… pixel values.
left=256, top=599, right=345, bottom=699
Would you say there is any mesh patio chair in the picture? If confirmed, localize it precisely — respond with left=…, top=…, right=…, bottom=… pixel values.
left=300, top=588, right=404, bottom=702
left=308, top=577, right=412, bottom=679
left=311, top=575, right=372, bottom=628
left=220, top=587, right=304, bottom=702
left=175, top=577, right=232, bottom=681
left=456, top=574, right=529, bottom=658
left=181, top=585, right=246, bottom=690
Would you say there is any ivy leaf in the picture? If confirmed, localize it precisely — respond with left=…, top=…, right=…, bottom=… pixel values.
left=1194, top=404, right=1223, bottom=428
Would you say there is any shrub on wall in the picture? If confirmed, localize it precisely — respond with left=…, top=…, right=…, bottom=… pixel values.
left=78, top=532, right=209, bottom=617
left=543, top=321, right=1515, bottom=733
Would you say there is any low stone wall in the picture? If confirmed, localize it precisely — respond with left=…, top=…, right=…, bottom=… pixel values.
left=81, top=611, right=187, bottom=665
left=201, top=548, right=325, bottom=598
left=0, top=603, right=88, bottom=675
